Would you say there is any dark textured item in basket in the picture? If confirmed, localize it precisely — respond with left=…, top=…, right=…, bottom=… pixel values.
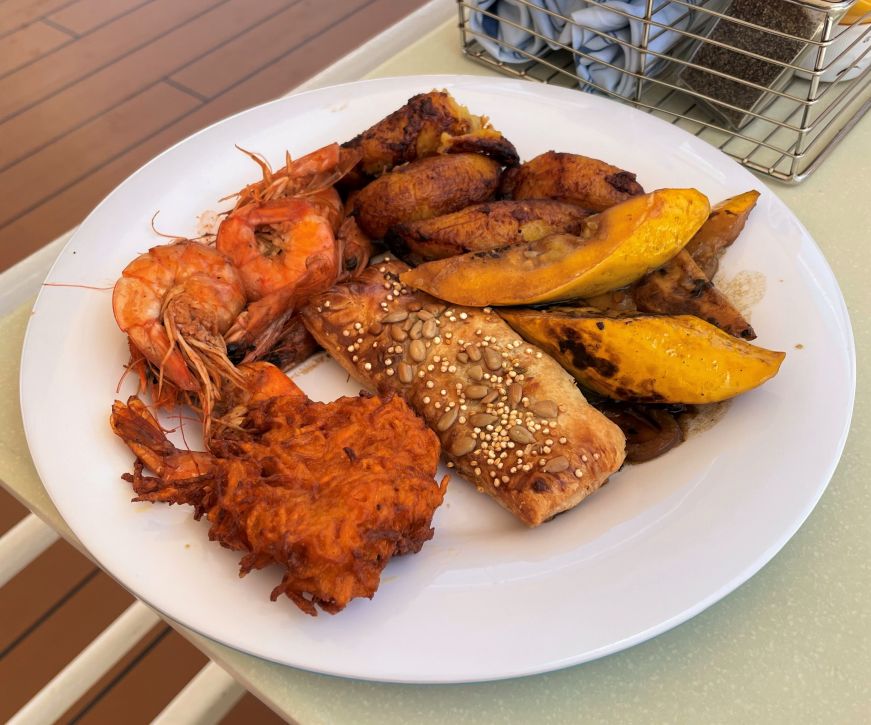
left=679, top=0, right=825, bottom=128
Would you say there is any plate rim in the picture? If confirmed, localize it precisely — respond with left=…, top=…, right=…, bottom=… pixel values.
left=19, top=74, right=857, bottom=683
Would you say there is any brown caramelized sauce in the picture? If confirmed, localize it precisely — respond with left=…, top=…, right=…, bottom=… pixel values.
left=597, top=402, right=686, bottom=463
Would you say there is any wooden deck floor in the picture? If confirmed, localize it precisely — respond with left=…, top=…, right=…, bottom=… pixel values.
left=0, top=0, right=428, bottom=272
left=0, top=0, right=427, bottom=720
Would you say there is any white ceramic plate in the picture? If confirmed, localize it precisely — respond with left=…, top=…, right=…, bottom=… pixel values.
left=20, top=76, right=854, bottom=684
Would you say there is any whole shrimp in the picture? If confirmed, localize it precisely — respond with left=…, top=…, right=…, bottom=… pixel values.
left=218, top=188, right=344, bottom=359
left=234, top=141, right=372, bottom=274
left=113, top=240, right=246, bottom=422
left=218, top=144, right=369, bottom=360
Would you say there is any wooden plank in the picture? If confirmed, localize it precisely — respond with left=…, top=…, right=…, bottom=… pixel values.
left=0, top=0, right=75, bottom=36
left=0, top=539, right=94, bottom=654
left=53, top=625, right=168, bottom=725
left=226, top=0, right=428, bottom=105
left=0, top=82, right=200, bottom=229
left=0, top=486, right=28, bottom=535
left=0, top=0, right=290, bottom=170
left=0, top=569, right=134, bottom=723
left=62, top=630, right=209, bottom=725
left=0, top=0, right=427, bottom=270
left=0, top=0, right=220, bottom=120
left=0, top=21, right=71, bottom=77
left=170, top=0, right=368, bottom=99
left=0, top=121, right=199, bottom=269
left=46, top=0, right=150, bottom=36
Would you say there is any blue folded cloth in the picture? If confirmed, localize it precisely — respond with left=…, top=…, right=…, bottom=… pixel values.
left=469, top=0, right=710, bottom=96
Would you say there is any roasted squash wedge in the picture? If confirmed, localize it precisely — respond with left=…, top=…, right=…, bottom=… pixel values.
left=632, top=250, right=756, bottom=340
left=400, top=188, right=710, bottom=306
left=685, top=190, right=760, bottom=279
left=499, top=306, right=785, bottom=404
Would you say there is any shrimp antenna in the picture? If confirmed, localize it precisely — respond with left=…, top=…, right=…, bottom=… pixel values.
left=236, top=145, right=274, bottom=184
left=150, top=211, right=188, bottom=242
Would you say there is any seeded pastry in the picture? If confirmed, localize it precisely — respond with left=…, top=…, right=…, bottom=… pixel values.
left=300, top=260, right=626, bottom=527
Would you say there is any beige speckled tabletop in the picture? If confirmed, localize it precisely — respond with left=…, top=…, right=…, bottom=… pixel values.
left=2, top=18, right=869, bottom=725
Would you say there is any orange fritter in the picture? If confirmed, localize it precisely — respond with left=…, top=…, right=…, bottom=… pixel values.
left=110, top=368, right=447, bottom=616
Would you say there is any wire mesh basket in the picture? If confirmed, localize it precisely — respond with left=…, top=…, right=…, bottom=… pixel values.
left=457, top=0, right=871, bottom=183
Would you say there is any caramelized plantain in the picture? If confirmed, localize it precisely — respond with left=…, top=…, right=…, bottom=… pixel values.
left=384, top=199, right=592, bottom=263
left=341, top=90, right=515, bottom=183
left=437, top=129, right=519, bottom=167
left=632, top=250, right=756, bottom=339
left=400, top=188, right=710, bottom=306
left=500, top=150, right=644, bottom=212
left=499, top=306, right=784, bottom=404
left=354, top=153, right=501, bottom=240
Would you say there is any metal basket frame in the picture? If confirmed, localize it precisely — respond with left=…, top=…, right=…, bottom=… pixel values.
left=458, top=0, right=871, bottom=182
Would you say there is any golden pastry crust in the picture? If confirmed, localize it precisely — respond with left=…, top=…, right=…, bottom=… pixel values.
left=300, top=260, right=626, bottom=526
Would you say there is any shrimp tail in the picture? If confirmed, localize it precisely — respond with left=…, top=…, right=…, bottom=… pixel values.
left=110, top=397, right=218, bottom=511
left=224, top=287, right=297, bottom=361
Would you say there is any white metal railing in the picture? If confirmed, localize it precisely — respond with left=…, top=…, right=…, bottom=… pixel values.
left=0, top=514, right=59, bottom=588
left=1, top=518, right=245, bottom=723
left=8, top=601, right=160, bottom=725
left=152, top=662, right=245, bottom=724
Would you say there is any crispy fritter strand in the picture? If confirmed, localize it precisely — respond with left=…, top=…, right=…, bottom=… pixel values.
left=110, top=372, right=446, bottom=616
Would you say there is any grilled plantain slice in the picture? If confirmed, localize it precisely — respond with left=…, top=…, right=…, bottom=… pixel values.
left=437, top=129, right=519, bottom=167
left=384, top=199, right=592, bottom=263
left=401, top=188, right=710, bottom=306
left=632, top=250, right=756, bottom=339
left=685, top=190, right=760, bottom=279
left=354, top=153, right=502, bottom=240
left=500, top=306, right=784, bottom=404
left=500, top=150, right=644, bottom=212
left=341, top=90, right=516, bottom=183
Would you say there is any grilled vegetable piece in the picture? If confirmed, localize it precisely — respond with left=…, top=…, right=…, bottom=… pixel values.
left=582, top=289, right=637, bottom=313
left=384, top=200, right=592, bottom=263
left=341, top=90, right=515, bottom=181
left=500, top=150, right=644, bottom=212
left=598, top=404, right=685, bottom=463
left=499, top=306, right=785, bottom=404
left=300, top=260, right=627, bottom=528
left=401, top=188, right=710, bottom=306
left=354, top=153, right=502, bottom=240
left=632, top=250, right=756, bottom=339
left=437, top=129, right=519, bottom=167
left=685, top=190, right=760, bottom=279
